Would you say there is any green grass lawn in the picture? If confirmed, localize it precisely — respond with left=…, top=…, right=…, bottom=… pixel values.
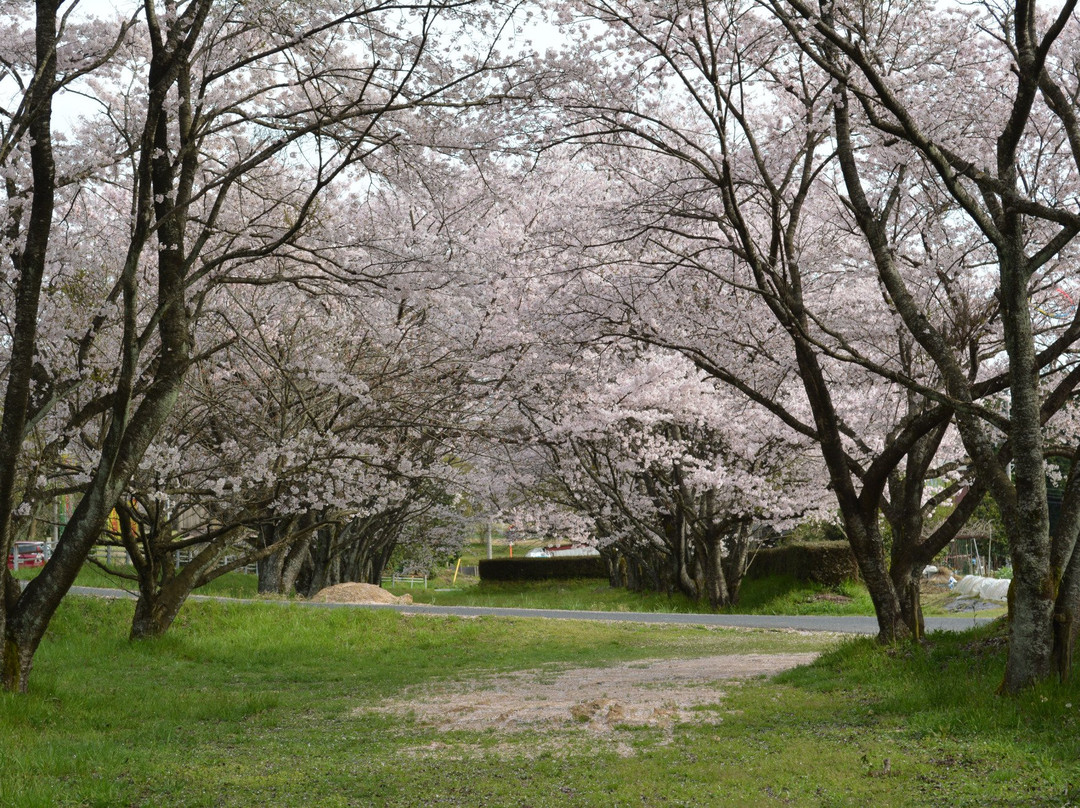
left=0, top=595, right=1077, bottom=807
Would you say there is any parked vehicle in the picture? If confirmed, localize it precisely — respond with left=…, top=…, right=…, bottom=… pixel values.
left=7, top=541, right=46, bottom=570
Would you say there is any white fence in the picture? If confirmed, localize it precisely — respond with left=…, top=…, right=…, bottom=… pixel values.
left=88, top=545, right=129, bottom=566
left=174, top=548, right=258, bottom=575
left=81, top=546, right=258, bottom=575
left=380, top=574, right=428, bottom=589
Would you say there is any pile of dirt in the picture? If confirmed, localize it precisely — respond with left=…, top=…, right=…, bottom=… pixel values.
left=310, top=582, right=413, bottom=605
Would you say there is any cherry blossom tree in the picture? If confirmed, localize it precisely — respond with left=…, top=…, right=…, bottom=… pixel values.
left=104, top=288, right=403, bottom=635
left=758, top=0, right=1080, bottom=690
left=449, top=156, right=836, bottom=606
left=90, top=152, right=503, bottom=632
left=540, top=349, right=833, bottom=608
left=100, top=136, right=515, bottom=636
left=522, top=0, right=1001, bottom=641
left=0, top=0, right=518, bottom=690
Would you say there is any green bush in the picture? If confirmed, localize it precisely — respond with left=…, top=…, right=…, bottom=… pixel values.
left=479, top=557, right=607, bottom=581
left=784, top=519, right=846, bottom=545
left=746, top=541, right=859, bottom=586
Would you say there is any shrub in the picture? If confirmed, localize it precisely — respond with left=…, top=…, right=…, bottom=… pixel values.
left=783, top=519, right=846, bottom=546
left=479, top=557, right=608, bottom=582
left=746, top=541, right=859, bottom=587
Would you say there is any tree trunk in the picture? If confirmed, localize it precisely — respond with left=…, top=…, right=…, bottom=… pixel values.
left=256, top=518, right=296, bottom=594
left=672, top=515, right=699, bottom=600
left=127, top=527, right=229, bottom=640
left=1000, top=359, right=1054, bottom=691
left=845, top=515, right=909, bottom=644
left=623, top=555, right=640, bottom=591
left=1050, top=458, right=1080, bottom=680
left=790, top=326, right=909, bottom=643
left=296, top=526, right=337, bottom=598
left=1052, top=554, right=1080, bottom=682
left=700, top=539, right=730, bottom=610
left=885, top=500, right=930, bottom=640
left=2, top=461, right=150, bottom=689
left=130, top=588, right=189, bottom=640
left=0, top=0, right=59, bottom=691
left=999, top=461, right=1055, bottom=690
left=1, top=1, right=204, bottom=689
left=257, top=552, right=286, bottom=595
left=279, top=534, right=313, bottom=595
left=602, top=550, right=624, bottom=588
left=1004, top=565, right=1055, bottom=691
left=889, top=560, right=926, bottom=641
left=722, top=525, right=752, bottom=606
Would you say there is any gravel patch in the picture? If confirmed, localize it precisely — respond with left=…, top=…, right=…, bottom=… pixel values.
left=372, top=653, right=818, bottom=734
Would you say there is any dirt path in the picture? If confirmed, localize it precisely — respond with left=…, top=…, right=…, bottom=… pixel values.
left=373, top=653, right=818, bottom=735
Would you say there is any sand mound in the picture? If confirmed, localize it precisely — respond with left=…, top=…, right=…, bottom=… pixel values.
left=310, top=582, right=414, bottom=605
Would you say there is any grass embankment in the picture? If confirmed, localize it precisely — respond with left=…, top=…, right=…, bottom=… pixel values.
left=417, top=539, right=1007, bottom=618
left=20, top=560, right=1003, bottom=620
left=396, top=576, right=876, bottom=616
left=1, top=596, right=1076, bottom=807
left=18, top=549, right=1010, bottom=626
left=13, top=564, right=261, bottom=598
left=413, top=557, right=1006, bottom=619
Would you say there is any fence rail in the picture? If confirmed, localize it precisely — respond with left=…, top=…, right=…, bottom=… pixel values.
left=83, top=546, right=259, bottom=575
left=174, top=548, right=258, bottom=575
left=380, top=574, right=428, bottom=589
left=88, top=545, right=129, bottom=566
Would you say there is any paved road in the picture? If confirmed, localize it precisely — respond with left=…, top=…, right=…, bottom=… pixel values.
left=70, top=586, right=994, bottom=634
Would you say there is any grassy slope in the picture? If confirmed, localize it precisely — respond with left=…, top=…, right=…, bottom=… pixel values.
left=13, top=566, right=885, bottom=615
left=17, top=554, right=1006, bottom=619
left=13, top=563, right=263, bottom=598
left=396, top=576, right=899, bottom=617
left=1, top=597, right=1077, bottom=807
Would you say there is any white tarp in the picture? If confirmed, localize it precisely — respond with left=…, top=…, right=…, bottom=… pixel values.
left=955, top=575, right=1011, bottom=603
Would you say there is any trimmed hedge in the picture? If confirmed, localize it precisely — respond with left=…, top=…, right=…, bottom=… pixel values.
left=746, top=541, right=859, bottom=587
left=479, top=557, right=607, bottom=582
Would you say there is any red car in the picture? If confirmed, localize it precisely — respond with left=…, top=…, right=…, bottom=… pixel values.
left=7, top=541, right=46, bottom=570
